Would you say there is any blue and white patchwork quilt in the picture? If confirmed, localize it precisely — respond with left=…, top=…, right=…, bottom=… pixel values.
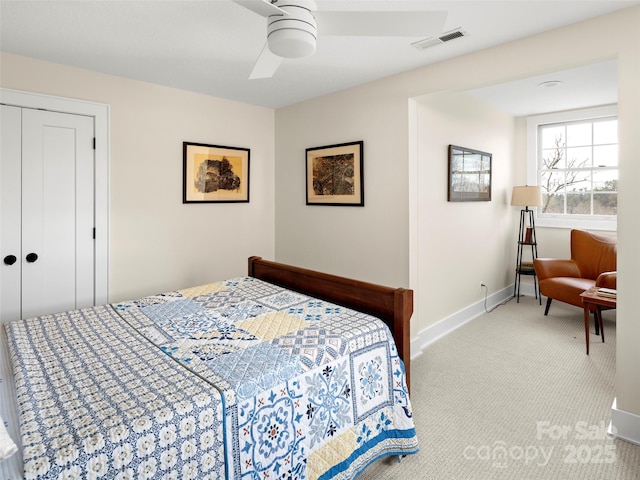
left=5, top=277, right=417, bottom=479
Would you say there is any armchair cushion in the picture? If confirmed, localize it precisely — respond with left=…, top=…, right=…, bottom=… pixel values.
left=538, top=277, right=597, bottom=309
left=533, top=230, right=616, bottom=311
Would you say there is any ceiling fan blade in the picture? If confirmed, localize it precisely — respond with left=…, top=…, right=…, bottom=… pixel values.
left=249, top=43, right=284, bottom=79
left=314, top=11, right=447, bottom=37
left=232, top=0, right=288, bottom=17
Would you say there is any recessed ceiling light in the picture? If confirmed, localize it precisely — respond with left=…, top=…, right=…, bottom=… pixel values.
left=538, top=80, right=563, bottom=88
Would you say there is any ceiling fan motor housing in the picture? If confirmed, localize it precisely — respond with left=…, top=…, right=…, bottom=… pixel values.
left=267, top=0, right=318, bottom=58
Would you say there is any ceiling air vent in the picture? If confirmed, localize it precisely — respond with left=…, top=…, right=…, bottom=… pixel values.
left=412, top=27, right=467, bottom=51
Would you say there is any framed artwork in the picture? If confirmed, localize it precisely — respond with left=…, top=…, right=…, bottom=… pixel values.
left=448, top=145, right=492, bottom=202
left=305, top=141, right=364, bottom=206
left=183, top=142, right=250, bottom=203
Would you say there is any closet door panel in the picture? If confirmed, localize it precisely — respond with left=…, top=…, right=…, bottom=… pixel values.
left=21, top=109, right=95, bottom=318
left=0, top=105, right=22, bottom=322
left=73, top=117, right=96, bottom=309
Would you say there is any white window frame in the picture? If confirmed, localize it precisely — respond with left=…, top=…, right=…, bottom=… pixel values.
left=526, top=104, right=618, bottom=231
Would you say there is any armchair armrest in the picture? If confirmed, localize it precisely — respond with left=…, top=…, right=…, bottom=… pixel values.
left=533, top=258, right=581, bottom=281
left=596, top=271, right=617, bottom=289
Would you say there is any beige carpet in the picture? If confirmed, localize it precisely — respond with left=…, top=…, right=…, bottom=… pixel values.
left=359, top=295, right=640, bottom=479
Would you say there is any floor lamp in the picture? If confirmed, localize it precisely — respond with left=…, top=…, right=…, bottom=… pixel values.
left=511, top=186, right=543, bottom=303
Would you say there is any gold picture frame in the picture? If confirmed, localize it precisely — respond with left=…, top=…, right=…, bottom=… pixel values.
left=183, top=142, right=250, bottom=203
left=305, top=141, right=364, bottom=206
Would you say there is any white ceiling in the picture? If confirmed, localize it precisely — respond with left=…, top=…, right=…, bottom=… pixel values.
left=467, top=60, right=619, bottom=117
left=1, top=1, right=637, bottom=111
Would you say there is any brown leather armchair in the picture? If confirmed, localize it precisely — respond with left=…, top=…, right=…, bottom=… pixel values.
left=533, top=229, right=617, bottom=316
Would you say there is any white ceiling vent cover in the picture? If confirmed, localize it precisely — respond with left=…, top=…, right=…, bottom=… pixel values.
left=412, top=28, right=467, bottom=50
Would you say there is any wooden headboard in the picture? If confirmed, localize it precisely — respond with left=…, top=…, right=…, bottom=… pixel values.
left=248, top=256, right=414, bottom=390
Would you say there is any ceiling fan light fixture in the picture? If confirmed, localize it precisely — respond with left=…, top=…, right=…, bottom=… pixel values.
left=268, top=27, right=316, bottom=58
left=267, top=0, right=317, bottom=59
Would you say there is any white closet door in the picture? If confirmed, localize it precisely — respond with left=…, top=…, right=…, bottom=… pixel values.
left=0, top=107, right=95, bottom=321
left=0, top=105, right=23, bottom=321
left=21, top=108, right=95, bottom=318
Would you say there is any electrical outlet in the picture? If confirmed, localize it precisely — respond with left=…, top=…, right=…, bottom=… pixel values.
left=480, top=282, right=486, bottom=292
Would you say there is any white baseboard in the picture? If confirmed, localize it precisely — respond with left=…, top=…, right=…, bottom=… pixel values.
left=609, top=398, right=640, bottom=446
left=410, top=283, right=525, bottom=359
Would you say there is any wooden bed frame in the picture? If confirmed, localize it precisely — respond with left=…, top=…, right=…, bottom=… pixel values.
left=248, top=256, right=414, bottom=390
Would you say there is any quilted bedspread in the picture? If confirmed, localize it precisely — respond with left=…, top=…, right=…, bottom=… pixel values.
left=6, top=276, right=417, bottom=479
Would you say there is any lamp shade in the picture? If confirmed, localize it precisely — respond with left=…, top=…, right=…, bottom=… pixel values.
left=511, top=185, right=542, bottom=207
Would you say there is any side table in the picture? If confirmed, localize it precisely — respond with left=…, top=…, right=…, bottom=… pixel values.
left=580, top=287, right=616, bottom=355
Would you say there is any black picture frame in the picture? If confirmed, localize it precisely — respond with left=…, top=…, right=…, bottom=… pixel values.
left=305, top=141, right=364, bottom=206
left=183, top=142, right=250, bottom=203
left=448, top=145, right=492, bottom=202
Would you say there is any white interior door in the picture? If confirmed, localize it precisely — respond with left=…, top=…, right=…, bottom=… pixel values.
left=0, top=105, right=23, bottom=321
left=0, top=106, right=95, bottom=321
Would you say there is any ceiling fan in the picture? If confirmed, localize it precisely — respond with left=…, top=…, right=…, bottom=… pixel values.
left=232, top=0, right=447, bottom=79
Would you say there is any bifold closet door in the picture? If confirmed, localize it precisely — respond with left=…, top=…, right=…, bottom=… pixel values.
left=1, top=105, right=95, bottom=321
left=1, top=105, right=22, bottom=321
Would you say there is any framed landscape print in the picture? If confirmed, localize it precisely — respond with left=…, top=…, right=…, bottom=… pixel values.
left=448, top=145, right=492, bottom=202
left=305, top=141, right=364, bottom=206
left=183, top=142, right=250, bottom=203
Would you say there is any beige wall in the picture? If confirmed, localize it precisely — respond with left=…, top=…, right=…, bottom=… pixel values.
left=615, top=40, right=640, bottom=422
left=0, top=53, right=276, bottom=302
left=414, top=92, right=515, bottom=328
left=274, top=82, right=412, bottom=288
left=275, top=6, right=640, bottom=420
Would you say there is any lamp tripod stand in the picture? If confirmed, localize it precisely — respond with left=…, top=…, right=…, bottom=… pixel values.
left=514, top=206, right=540, bottom=303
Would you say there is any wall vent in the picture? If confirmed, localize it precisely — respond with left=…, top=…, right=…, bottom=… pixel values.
left=412, top=27, right=468, bottom=51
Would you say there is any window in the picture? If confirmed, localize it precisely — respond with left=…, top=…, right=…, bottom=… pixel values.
left=527, top=105, right=618, bottom=230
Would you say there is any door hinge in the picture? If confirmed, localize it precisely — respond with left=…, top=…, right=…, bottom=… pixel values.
left=93, top=228, right=96, bottom=239
left=93, top=138, right=96, bottom=150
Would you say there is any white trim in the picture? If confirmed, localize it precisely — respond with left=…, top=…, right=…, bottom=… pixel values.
left=411, top=284, right=516, bottom=359
left=526, top=104, right=618, bottom=231
left=408, top=98, right=420, bottom=346
left=0, top=88, right=110, bottom=305
left=609, top=397, right=640, bottom=446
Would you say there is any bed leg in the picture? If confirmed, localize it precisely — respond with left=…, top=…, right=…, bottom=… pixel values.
left=397, top=455, right=407, bottom=463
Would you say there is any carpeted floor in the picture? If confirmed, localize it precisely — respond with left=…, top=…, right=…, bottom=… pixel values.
left=358, top=295, right=640, bottom=479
